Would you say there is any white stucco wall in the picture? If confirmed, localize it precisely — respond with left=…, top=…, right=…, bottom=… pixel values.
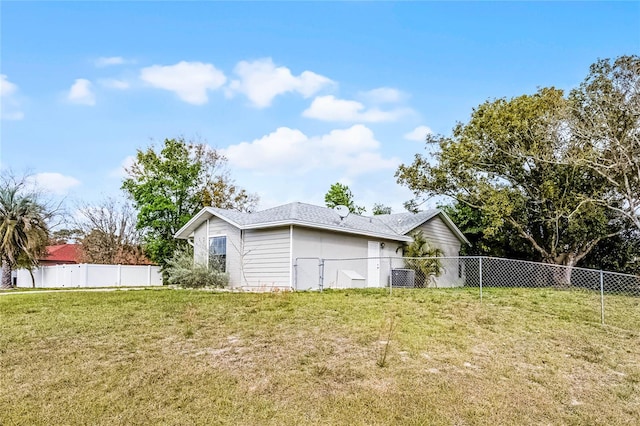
left=292, top=226, right=401, bottom=290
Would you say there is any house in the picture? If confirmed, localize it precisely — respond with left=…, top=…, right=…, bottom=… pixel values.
left=41, top=244, right=80, bottom=265
left=175, top=202, right=470, bottom=290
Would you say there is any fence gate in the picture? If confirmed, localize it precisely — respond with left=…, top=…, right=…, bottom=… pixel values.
left=294, top=258, right=322, bottom=290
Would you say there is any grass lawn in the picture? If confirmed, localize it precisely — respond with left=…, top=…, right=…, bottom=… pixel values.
left=1, top=288, right=639, bottom=425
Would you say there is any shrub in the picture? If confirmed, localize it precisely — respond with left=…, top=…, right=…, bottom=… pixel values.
left=164, top=246, right=229, bottom=288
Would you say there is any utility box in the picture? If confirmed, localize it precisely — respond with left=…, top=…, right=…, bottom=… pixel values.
left=391, top=269, right=415, bottom=288
left=336, top=270, right=366, bottom=288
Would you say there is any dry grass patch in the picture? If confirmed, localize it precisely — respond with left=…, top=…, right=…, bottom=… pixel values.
left=1, top=288, right=639, bottom=425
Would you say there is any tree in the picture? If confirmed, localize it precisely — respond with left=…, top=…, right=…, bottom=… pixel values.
left=580, top=226, right=640, bottom=275
left=396, top=87, right=622, bottom=273
left=74, top=198, right=147, bottom=265
left=439, top=201, right=535, bottom=259
left=372, top=203, right=392, bottom=215
left=122, top=138, right=258, bottom=266
left=324, top=182, right=365, bottom=215
left=402, top=230, right=444, bottom=287
left=403, top=200, right=421, bottom=214
left=569, top=55, right=640, bottom=230
left=49, top=228, right=82, bottom=245
left=0, top=174, right=50, bottom=288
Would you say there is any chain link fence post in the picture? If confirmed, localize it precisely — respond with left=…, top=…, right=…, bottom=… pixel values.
left=600, top=269, right=605, bottom=325
left=293, top=261, right=297, bottom=290
left=388, top=257, right=393, bottom=296
left=479, top=256, right=483, bottom=303
left=319, top=258, right=325, bottom=292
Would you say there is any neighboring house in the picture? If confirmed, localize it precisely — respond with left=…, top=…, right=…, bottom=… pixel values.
left=175, top=202, right=470, bottom=290
left=41, top=244, right=80, bottom=265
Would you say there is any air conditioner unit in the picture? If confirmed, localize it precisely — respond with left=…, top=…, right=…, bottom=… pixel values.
left=391, top=269, right=415, bottom=288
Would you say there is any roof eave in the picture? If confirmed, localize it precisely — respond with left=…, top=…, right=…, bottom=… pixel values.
left=174, top=208, right=244, bottom=239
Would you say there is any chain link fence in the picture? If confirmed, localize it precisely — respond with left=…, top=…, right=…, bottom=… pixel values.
left=294, top=256, right=640, bottom=329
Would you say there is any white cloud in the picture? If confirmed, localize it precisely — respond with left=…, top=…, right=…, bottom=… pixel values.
left=140, top=61, right=226, bottom=105
left=223, top=124, right=400, bottom=176
left=28, top=173, right=81, bottom=195
left=1, top=75, right=24, bottom=120
left=95, top=56, right=127, bottom=67
left=68, top=79, right=96, bottom=105
left=0, top=74, right=18, bottom=97
left=360, top=87, right=404, bottom=104
left=109, top=155, right=136, bottom=178
left=404, top=125, right=433, bottom=141
left=99, top=79, right=130, bottom=90
left=224, top=127, right=308, bottom=170
left=227, top=58, right=334, bottom=108
left=303, top=95, right=411, bottom=123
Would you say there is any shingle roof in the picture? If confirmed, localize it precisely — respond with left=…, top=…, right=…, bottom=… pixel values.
left=205, top=202, right=408, bottom=240
left=175, top=202, right=468, bottom=245
left=374, top=210, right=440, bottom=235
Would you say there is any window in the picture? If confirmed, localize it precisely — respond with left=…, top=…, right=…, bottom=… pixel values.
left=209, top=236, right=227, bottom=272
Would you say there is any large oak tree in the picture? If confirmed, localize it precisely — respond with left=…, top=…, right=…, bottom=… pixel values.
left=570, top=55, right=640, bottom=229
left=396, top=87, right=623, bottom=270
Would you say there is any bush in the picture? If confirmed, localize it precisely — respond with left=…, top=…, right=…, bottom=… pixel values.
left=164, top=246, right=229, bottom=288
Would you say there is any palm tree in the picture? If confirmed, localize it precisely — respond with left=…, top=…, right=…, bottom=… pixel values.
left=403, top=230, right=444, bottom=288
left=0, top=177, right=49, bottom=288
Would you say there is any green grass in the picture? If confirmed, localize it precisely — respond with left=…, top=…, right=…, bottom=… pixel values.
left=1, top=288, right=639, bottom=425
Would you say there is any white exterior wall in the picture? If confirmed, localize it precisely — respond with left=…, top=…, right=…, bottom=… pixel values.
left=241, top=227, right=291, bottom=290
left=192, top=218, right=209, bottom=265
left=292, top=226, right=402, bottom=290
left=192, top=218, right=290, bottom=289
left=411, top=216, right=462, bottom=257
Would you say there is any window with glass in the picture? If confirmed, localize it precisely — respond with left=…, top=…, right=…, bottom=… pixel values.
left=209, top=236, right=227, bottom=272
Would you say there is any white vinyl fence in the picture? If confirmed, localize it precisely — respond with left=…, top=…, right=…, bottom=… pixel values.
left=16, top=264, right=163, bottom=288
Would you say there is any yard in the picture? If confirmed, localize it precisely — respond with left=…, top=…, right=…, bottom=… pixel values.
left=1, top=288, right=639, bottom=425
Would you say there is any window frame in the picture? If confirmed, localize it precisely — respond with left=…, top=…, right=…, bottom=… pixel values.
left=208, top=235, right=227, bottom=272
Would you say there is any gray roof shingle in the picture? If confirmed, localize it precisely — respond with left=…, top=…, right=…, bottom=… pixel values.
left=176, top=202, right=468, bottom=244
left=207, top=202, right=405, bottom=240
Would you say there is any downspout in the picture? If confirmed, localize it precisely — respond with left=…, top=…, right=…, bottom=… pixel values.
left=206, top=218, right=210, bottom=268
left=289, top=225, right=294, bottom=289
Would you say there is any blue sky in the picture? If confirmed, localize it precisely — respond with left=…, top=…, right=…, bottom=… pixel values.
left=1, top=1, right=639, bottom=214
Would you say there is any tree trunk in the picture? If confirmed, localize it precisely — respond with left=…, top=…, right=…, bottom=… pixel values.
left=1, top=257, right=13, bottom=289
left=29, top=268, right=36, bottom=288
left=550, top=253, right=577, bottom=288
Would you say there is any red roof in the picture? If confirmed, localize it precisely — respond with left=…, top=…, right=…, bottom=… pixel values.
left=43, top=244, right=80, bottom=263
